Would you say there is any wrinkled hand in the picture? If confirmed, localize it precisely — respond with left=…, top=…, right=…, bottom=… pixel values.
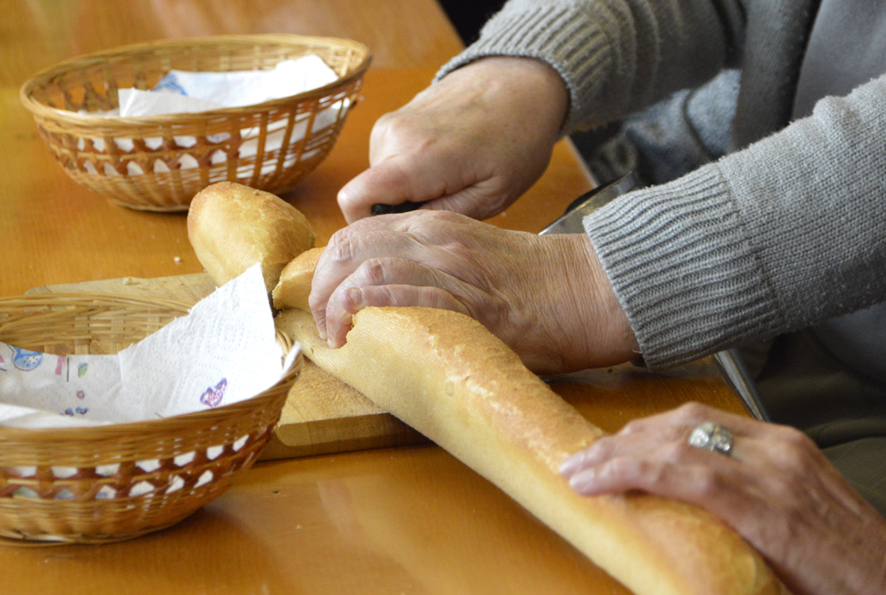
left=309, top=210, right=638, bottom=374
left=336, top=57, right=569, bottom=223
left=560, top=403, right=886, bottom=595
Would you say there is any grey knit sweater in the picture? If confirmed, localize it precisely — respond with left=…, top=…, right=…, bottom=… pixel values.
left=439, top=0, right=886, bottom=370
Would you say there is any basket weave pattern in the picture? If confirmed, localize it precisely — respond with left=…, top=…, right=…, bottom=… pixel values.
left=0, top=295, right=300, bottom=543
left=20, top=35, right=371, bottom=211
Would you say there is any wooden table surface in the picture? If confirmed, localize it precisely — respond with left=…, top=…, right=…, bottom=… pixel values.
left=0, top=2, right=748, bottom=594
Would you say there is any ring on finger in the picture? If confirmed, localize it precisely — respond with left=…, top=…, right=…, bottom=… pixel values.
left=688, top=422, right=734, bottom=457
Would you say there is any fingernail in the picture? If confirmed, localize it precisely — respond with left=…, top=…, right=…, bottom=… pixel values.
left=559, top=451, right=585, bottom=477
left=568, top=469, right=597, bottom=494
left=347, top=287, right=365, bottom=311
left=337, top=183, right=354, bottom=203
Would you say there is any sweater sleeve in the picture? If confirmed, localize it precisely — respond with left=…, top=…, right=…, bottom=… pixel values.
left=436, top=0, right=746, bottom=132
left=584, top=74, right=886, bottom=368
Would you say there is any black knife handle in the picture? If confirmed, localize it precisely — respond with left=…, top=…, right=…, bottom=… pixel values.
left=370, top=201, right=425, bottom=216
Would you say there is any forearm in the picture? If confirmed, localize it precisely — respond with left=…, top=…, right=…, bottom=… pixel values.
left=587, top=74, right=886, bottom=368
left=437, top=0, right=745, bottom=131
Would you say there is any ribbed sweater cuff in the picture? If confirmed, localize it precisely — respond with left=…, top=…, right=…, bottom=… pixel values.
left=435, top=4, right=611, bottom=132
left=584, top=165, right=783, bottom=368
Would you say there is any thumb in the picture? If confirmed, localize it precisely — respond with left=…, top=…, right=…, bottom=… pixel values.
left=422, top=183, right=514, bottom=221
left=337, top=153, right=468, bottom=223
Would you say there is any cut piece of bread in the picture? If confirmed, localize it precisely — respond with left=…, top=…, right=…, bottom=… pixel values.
left=273, top=247, right=324, bottom=310
left=276, top=306, right=784, bottom=595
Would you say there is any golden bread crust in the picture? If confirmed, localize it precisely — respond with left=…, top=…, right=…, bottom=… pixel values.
left=276, top=307, right=784, bottom=595
left=187, top=181, right=315, bottom=291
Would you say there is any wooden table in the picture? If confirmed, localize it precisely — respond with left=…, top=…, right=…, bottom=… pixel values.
left=0, top=2, right=748, bottom=594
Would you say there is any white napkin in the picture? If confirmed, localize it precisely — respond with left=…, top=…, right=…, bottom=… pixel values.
left=0, top=265, right=299, bottom=428
left=117, top=55, right=339, bottom=117
left=81, top=55, right=348, bottom=176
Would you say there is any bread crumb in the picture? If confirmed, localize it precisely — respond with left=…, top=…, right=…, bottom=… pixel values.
left=122, top=277, right=138, bottom=286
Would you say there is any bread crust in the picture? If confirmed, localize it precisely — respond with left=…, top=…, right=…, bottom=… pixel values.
left=276, top=307, right=786, bottom=595
left=188, top=182, right=315, bottom=291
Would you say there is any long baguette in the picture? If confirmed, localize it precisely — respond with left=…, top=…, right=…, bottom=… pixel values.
left=276, top=307, right=785, bottom=595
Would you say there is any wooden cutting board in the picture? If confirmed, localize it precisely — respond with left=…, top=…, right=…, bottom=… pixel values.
left=27, top=274, right=746, bottom=461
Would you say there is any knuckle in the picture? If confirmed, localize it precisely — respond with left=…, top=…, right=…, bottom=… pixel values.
left=676, top=402, right=710, bottom=422
left=778, top=425, right=816, bottom=451
left=587, top=437, right=615, bottom=460
left=770, top=426, right=821, bottom=470
left=327, top=230, right=359, bottom=264
left=606, top=457, right=658, bottom=487
left=307, top=291, right=323, bottom=312
left=603, top=457, right=636, bottom=480
left=693, top=467, right=725, bottom=497
left=660, top=440, right=693, bottom=464
left=355, top=258, right=387, bottom=285
left=621, top=419, right=647, bottom=435
left=634, top=459, right=667, bottom=487
left=778, top=443, right=816, bottom=475
left=369, top=113, right=397, bottom=142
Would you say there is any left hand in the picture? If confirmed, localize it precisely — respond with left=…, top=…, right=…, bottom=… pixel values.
left=309, top=210, right=638, bottom=374
left=559, top=403, right=886, bottom=595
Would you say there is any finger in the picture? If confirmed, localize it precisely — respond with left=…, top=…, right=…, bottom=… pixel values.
left=567, top=455, right=772, bottom=545
left=561, top=403, right=750, bottom=478
left=564, top=404, right=798, bottom=480
left=323, top=258, right=473, bottom=347
left=619, top=402, right=776, bottom=441
left=567, top=449, right=747, bottom=501
left=310, top=222, right=422, bottom=334
left=310, top=211, right=478, bottom=333
left=422, top=180, right=511, bottom=221
left=325, top=284, right=470, bottom=348
left=560, top=424, right=691, bottom=478
left=338, top=153, right=466, bottom=224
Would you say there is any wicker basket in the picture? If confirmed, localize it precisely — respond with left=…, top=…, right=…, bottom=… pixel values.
left=19, top=34, right=372, bottom=211
left=0, top=294, right=301, bottom=543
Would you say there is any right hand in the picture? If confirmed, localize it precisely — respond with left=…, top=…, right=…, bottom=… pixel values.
left=337, top=57, right=570, bottom=223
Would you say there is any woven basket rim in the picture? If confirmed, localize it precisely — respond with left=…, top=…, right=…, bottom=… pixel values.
left=19, top=33, right=373, bottom=127
left=0, top=292, right=300, bottom=441
left=0, top=388, right=289, bottom=441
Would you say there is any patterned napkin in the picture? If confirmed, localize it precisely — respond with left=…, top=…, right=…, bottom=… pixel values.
left=0, top=265, right=299, bottom=428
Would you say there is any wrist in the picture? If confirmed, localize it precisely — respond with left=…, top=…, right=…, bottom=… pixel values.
left=579, top=235, right=641, bottom=362
left=440, top=56, right=570, bottom=136
left=534, top=234, right=639, bottom=372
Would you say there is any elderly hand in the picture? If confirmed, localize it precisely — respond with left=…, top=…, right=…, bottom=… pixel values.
left=560, top=403, right=886, bottom=595
left=336, top=57, right=569, bottom=223
left=309, top=210, right=638, bottom=374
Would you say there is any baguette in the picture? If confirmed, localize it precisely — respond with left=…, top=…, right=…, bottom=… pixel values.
left=276, top=306, right=785, bottom=595
left=187, top=183, right=783, bottom=594
left=188, top=182, right=315, bottom=292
